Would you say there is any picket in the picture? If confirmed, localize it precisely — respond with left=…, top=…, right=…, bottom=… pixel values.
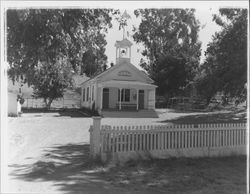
left=90, top=118, right=246, bottom=161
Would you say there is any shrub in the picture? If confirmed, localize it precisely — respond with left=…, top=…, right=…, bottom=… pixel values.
left=8, top=113, right=18, bottom=117
left=80, top=107, right=100, bottom=117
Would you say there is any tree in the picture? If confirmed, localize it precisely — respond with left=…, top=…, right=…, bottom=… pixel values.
left=198, top=8, right=247, bottom=102
left=32, top=58, right=73, bottom=108
left=153, top=55, right=188, bottom=97
left=81, top=44, right=107, bottom=77
left=196, top=73, right=223, bottom=104
left=133, top=9, right=201, bottom=96
left=7, top=9, right=116, bottom=108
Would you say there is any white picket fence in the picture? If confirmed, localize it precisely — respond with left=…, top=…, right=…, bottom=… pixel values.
left=89, top=117, right=247, bottom=163
left=23, top=98, right=80, bottom=109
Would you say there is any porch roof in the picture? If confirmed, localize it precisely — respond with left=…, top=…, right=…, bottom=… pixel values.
left=98, top=80, right=157, bottom=89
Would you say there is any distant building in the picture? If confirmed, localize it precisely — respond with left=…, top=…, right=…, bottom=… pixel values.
left=80, top=38, right=157, bottom=113
left=7, top=74, right=88, bottom=110
left=8, top=92, right=21, bottom=116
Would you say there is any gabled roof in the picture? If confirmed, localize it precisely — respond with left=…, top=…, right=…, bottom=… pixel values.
left=79, top=65, right=116, bottom=86
left=100, top=80, right=157, bottom=89
left=115, top=38, right=133, bottom=47
left=80, top=61, right=154, bottom=86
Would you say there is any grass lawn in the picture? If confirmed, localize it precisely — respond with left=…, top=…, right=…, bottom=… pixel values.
left=7, top=108, right=247, bottom=193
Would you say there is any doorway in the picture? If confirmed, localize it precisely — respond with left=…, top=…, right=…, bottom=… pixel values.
left=102, top=88, right=109, bottom=109
left=139, top=90, right=144, bottom=109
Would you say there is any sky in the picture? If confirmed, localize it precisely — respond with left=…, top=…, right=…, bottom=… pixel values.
left=1, top=1, right=248, bottom=71
left=105, top=8, right=222, bottom=70
left=103, top=1, right=248, bottom=70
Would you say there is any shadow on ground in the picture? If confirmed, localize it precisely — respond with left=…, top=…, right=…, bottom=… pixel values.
left=9, top=143, right=167, bottom=193
left=163, top=108, right=209, bottom=113
left=159, top=110, right=247, bottom=124
left=10, top=144, right=113, bottom=193
left=22, top=108, right=90, bottom=118
left=9, top=143, right=246, bottom=194
left=57, top=110, right=89, bottom=117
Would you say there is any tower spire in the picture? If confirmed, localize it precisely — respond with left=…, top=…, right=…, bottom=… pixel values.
left=120, top=10, right=131, bottom=40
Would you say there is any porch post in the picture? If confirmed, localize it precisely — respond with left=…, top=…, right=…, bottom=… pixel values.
left=136, top=89, right=139, bottom=110
left=119, top=88, right=122, bottom=110
left=100, top=87, right=103, bottom=110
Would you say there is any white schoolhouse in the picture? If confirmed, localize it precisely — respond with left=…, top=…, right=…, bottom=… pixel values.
left=80, top=38, right=157, bottom=113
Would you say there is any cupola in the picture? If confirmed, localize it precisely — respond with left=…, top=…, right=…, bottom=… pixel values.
left=114, top=10, right=133, bottom=64
left=115, top=38, right=133, bottom=64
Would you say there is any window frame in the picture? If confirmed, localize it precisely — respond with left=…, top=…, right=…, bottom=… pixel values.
left=82, top=88, right=85, bottom=102
left=87, top=87, right=89, bottom=101
left=92, top=85, right=94, bottom=101
left=118, top=88, right=130, bottom=102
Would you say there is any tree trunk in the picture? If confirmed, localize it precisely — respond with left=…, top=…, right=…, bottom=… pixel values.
left=47, top=98, right=53, bottom=109
left=206, top=96, right=212, bottom=105
left=44, top=98, right=48, bottom=109
left=44, top=98, right=53, bottom=110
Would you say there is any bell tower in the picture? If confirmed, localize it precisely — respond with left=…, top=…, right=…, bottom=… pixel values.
left=115, top=10, right=133, bottom=64
left=115, top=38, right=133, bottom=64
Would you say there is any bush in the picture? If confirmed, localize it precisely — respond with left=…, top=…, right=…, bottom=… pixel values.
left=8, top=113, right=18, bottom=117
left=80, top=107, right=100, bottom=116
left=155, top=96, right=167, bottom=108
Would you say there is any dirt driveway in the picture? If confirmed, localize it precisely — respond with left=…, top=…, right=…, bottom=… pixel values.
left=7, top=109, right=246, bottom=193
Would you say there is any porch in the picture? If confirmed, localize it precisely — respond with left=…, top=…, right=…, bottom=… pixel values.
left=97, top=80, right=157, bottom=111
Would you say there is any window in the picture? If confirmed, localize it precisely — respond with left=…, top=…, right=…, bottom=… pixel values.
left=124, top=89, right=130, bottom=102
left=118, top=89, right=130, bottom=102
left=82, top=88, right=85, bottom=101
left=92, top=86, right=94, bottom=101
left=87, top=87, right=89, bottom=101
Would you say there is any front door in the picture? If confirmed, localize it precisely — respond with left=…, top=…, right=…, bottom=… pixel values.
left=103, top=88, right=109, bottom=109
left=139, top=90, right=144, bottom=109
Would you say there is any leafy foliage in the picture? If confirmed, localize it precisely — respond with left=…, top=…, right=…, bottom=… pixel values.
left=151, top=55, right=188, bottom=97
left=133, top=9, right=201, bottom=96
left=31, top=58, right=73, bottom=108
left=80, top=46, right=107, bottom=77
left=198, top=9, right=247, bottom=102
left=7, top=9, right=115, bottom=108
left=17, top=94, right=25, bottom=104
left=196, top=73, right=222, bottom=104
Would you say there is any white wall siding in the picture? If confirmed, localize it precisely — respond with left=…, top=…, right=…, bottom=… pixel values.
left=8, top=93, right=20, bottom=116
left=148, top=89, right=155, bottom=109
left=109, top=87, right=118, bottom=108
left=81, top=83, right=92, bottom=109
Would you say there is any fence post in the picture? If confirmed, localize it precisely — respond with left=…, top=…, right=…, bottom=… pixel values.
left=90, top=116, right=102, bottom=158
